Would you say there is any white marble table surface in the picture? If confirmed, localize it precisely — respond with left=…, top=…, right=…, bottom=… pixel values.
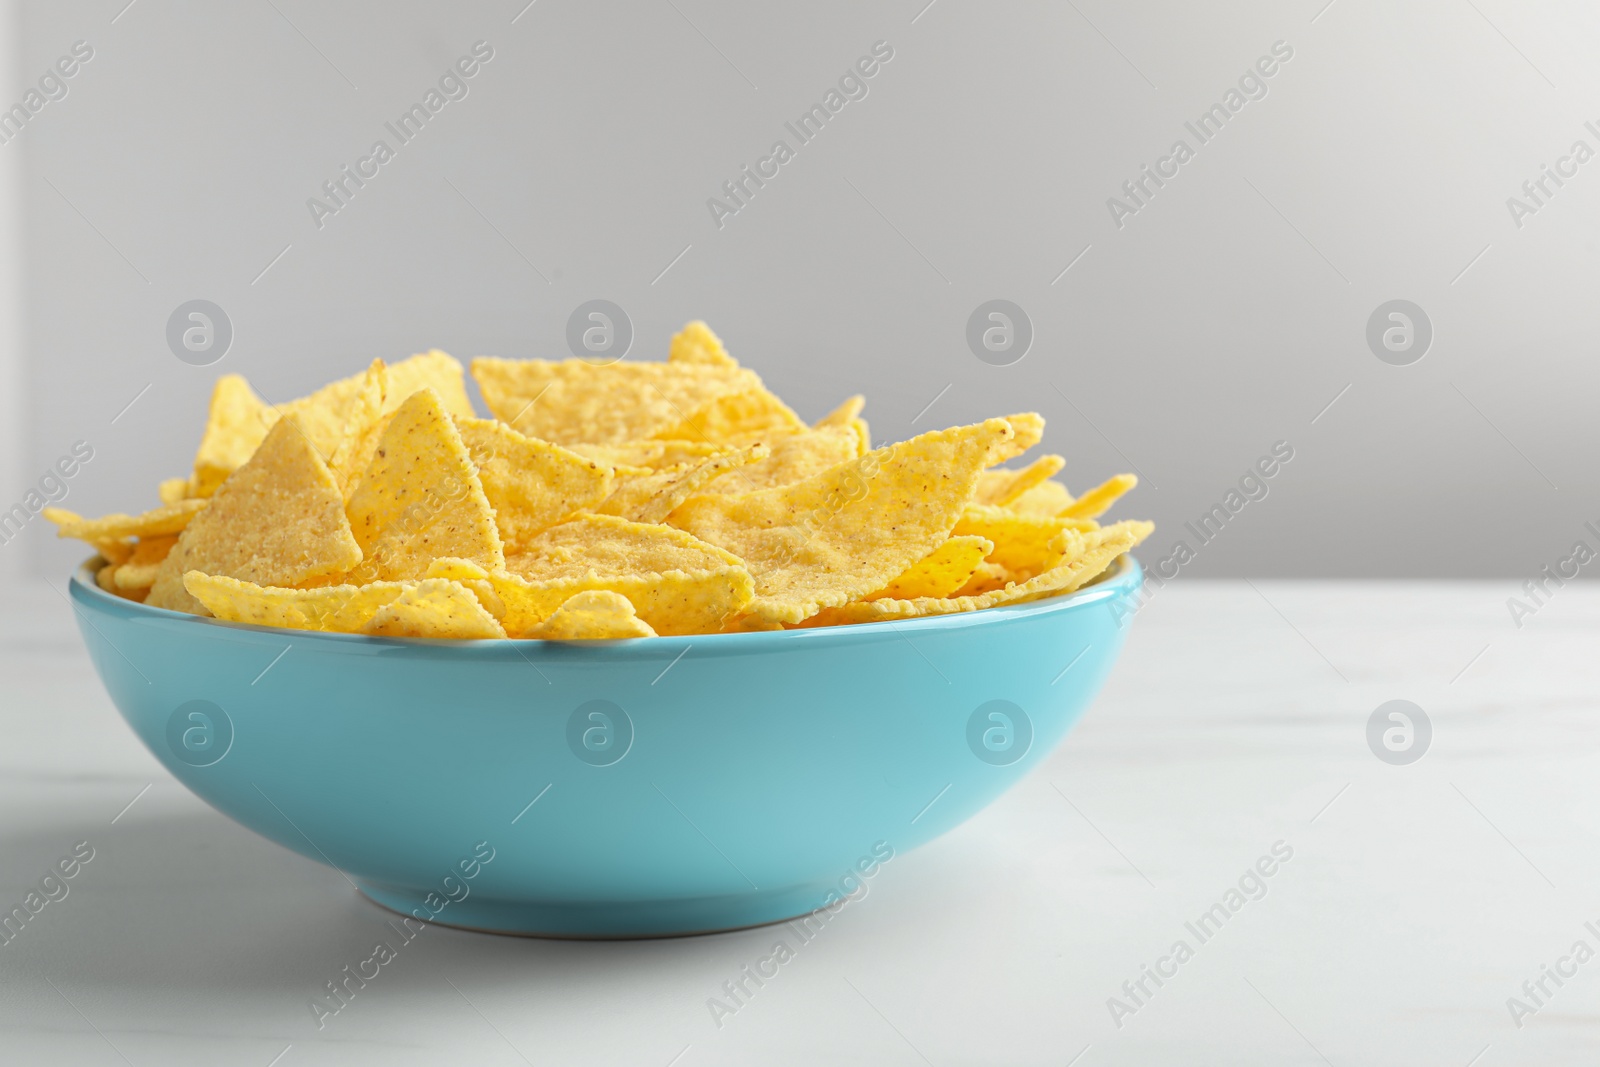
left=2, top=576, right=1596, bottom=1066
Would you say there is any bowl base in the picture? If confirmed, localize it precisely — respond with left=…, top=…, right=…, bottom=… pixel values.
left=355, top=880, right=852, bottom=940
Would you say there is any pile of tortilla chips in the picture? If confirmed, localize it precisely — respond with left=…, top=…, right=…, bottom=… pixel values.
left=48, top=323, right=1151, bottom=639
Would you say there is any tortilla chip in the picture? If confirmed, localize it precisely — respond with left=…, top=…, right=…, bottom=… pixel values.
left=652, top=388, right=805, bottom=447
left=471, top=357, right=761, bottom=444
left=803, top=520, right=1152, bottom=626
left=1061, top=474, right=1139, bottom=519
left=668, top=320, right=739, bottom=369
left=567, top=439, right=735, bottom=470
left=327, top=360, right=389, bottom=498
left=158, top=477, right=194, bottom=505
left=148, top=415, right=364, bottom=614
left=954, top=503, right=1097, bottom=577
left=596, top=444, right=768, bottom=524
left=363, top=579, right=506, bottom=639
left=522, top=590, right=657, bottom=639
left=670, top=418, right=1015, bottom=624
left=493, top=513, right=752, bottom=635
left=990, top=412, right=1044, bottom=463
left=386, top=350, right=475, bottom=419
left=44, top=507, right=133, bottom=564
left=454, top=416, right=614, bottom=549
left=424, top=556, right=505, bottom=619
left=111, top=535, right=178, bottom=591
left=192, top=375, right=275, bottom=496
left=977, top=455, right=1066, bottom=507
left=868, top=535, right=992, bottom=601
left=950, top=560, right=1016, bottom=597
left=688, top=425, right=861, bottom=495
left=814, top=396, right=865, bottom=430
left=95, top=561, right=119, bottom=593
left=49, top=499, right=206, bottom=543
left=184, top=572, right=409, bottom=631
left=344, top=389, right=504, bottom=583
left=1007, top=479, right=1074, bottom=517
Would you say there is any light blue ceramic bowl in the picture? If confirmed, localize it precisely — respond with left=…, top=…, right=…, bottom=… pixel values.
left=69, top=555, right=1143, bottom=938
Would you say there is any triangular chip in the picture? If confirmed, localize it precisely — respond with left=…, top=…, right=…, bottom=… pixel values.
left=651, top=389, right=805, bottom=447
left=687, top=425, right=861, bottom=495
left=668, top=320, right=739, bottom=369
left=386, top=350, right=475, bottom=419
left=493, top=513, right=752, bottom=636
left=192, top=375, right=275, bottom=496
left=454, top=417, right=614, bottom=549
left=802, top=520, right=1153, bottom=626
left=522, top=590, right=657, bottom=640
left=148, top=414, right=363, bottom=614
left=184, top=572, right=409, bottom=631
left=596, top=444, right=767, bottom=524
left=1007, top=479, right=1074, bottom=517
left=327, top=360, right=389, bottom=498
left=954, top=503, right=1097, bottom=577
left=471, top=357, right=761, bottom=444
left=669, top=418, right=1016, bottom=624
left=111, top=535, right=178, bottom=591
left=814, top=396, right=864, bottom=430
left=158, top=477, right=194, bottom=505
left=363, top=579, right=506, bottom=639
left=567, top=439, right=735, bottom=470
left=1061, top=474, right=1138, bottom=520
left=47, top=499, right=206, bottom=543
left=977, top=455, right=1066, bottom=507
left=425, top=557, right=505, bottom=618
left=344, top=389, right=504, bottom=583
left=989, top=412, right=1044, bottom=464
left=867, top=535, right=992, bottom=601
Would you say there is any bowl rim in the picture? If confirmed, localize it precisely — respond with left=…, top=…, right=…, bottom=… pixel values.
left=69, top=554, right=1143, bottom=651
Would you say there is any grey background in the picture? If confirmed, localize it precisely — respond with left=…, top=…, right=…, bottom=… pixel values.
left=3, top=0, right=1595, bottom=582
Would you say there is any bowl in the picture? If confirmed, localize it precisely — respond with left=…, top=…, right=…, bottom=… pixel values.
left=68, top=555, right=1144, bottom=938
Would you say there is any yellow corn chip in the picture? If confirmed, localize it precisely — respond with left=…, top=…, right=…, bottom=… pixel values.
left=522, top=590, right=657, bottom=640
left=184, top=572, right=408, bottom=631
left=868, top=535, right=992, bottom=601
left=327, top=360, right=389, bottom=497
left=95, top=560, right=119, bottom=593
left=49, top=499, right=206, bottom=543
left=147, top=414, right=363, bottom=614
left=597, top=444, right=768, bottom=524
left=493, top=514, right=752, bottom=635
left=386, top=350, right=475, bottom=419
left=567, top=439, right=734, bottom=470
left=977, top=455, right=1066, bottom=507
left=668, top=320, right=739, bottom=369
left=111, top=535, right=178, bottom=591
left=955, top=503, right=1097, bottom=577
left=670, top=418, right=1015, bottom=624
left=471, top=357, right=761, bottom=444
left=158, top=477, right=193, bottom=505
left=1061, top=474, right=1139, bottom=519
left=363, top=579, right=506, bottom=639
left=652, top=388, right=806, bottom=447
left=814, top=396, right=864, bottom=430
left=453, top=416, right=614, bottom=549
left=687, top=425, right=861, bottom=495
left=1007, top=478, right=1074, bottom=517
left=990, top=412, right=1044, bottom=463
left=192, top=375, right=275, bottom=496
left=425, top=557, right=506, bottom=619
left=950, top=560, right=1016, bottom=597
left=344, top=389, right=504, bottom=583
left=44, top=507, right=132, bottom=564
left=804, top=521, right=1153, bottom=626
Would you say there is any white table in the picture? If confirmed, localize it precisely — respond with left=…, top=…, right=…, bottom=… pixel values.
left=1, top=577, right=1592, bottom=1065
